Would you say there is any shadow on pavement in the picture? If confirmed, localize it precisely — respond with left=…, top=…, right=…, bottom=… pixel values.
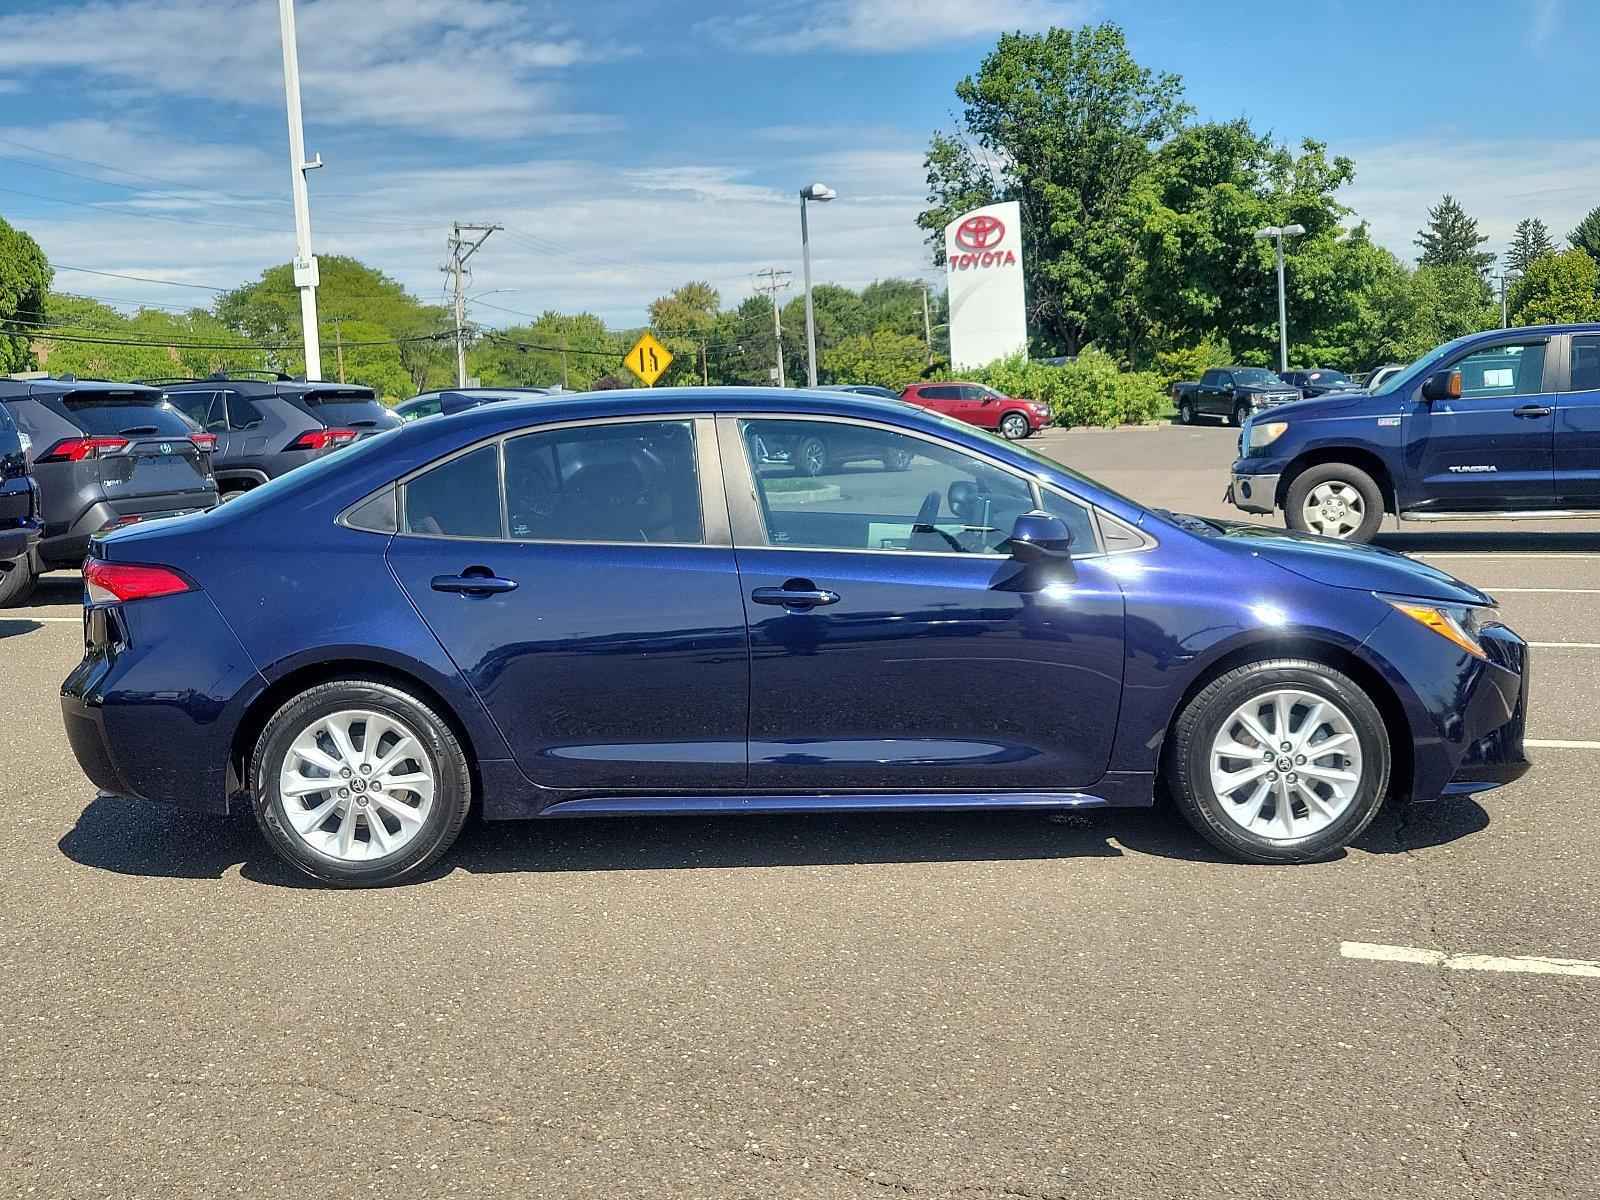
left=0, top=618, right=42, bottom=638
left=1355, top=796, right=1492, bottom=855
left=1372, top=529, right=1600, bottom=554
left=59, top=795, right=1244, bottom=887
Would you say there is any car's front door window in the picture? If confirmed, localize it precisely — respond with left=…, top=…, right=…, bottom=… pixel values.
left=740, top=418, right=1035, bottom=555
left=1452, top=341, right=1550, bottom=398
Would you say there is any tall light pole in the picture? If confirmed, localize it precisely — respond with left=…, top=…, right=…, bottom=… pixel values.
left=799, top=183, right=836, bottom=387
left=1254, top=223, right=1305, bottom=374
left=1498, top=267, right=1524, bottom=327
left=277, top=0, right=323, bottom=380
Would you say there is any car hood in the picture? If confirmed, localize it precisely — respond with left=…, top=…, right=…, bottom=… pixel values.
left=1211, top=520, right=1492, bottom=606
left=1253, top=390, right=1391, bottom=421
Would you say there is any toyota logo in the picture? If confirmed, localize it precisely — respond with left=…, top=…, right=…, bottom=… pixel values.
left=954, top=214, right=1005, bottom=251
left=158, top=442, right=172, bottom=455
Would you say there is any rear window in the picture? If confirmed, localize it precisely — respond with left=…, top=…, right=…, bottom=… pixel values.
left=54, top=391, right=198, bottom=436
left=288, top=388, right=395, bottom=429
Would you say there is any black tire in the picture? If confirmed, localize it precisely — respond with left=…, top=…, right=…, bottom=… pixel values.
left=1167, top=659, right=1391, bottom=864
left=1177, top=400, right=1195, bottom=425
left=796, top=436, right=828, bottom=477
left=999, top=411, right=1030, bottom=440
left=1284, top=462, right=1384, bottom=544
left=249, top=679, right=473, bottom=887
left=218, top=485, right=251, bottom=503
left=0, top=555, right=38, bottom=607
left=1230, top=402, right=1251, bottom=428
left=881, top=446, right=913, bottom=472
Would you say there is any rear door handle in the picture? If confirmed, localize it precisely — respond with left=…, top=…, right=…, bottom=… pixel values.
left=431, top=570, right=518, bottom=595
left=751, top=586, right=839, bottom=609
left=1514, top=404, right=1552, bottom=417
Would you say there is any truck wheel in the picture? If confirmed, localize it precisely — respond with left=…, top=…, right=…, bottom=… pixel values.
left=1177, top=400, right=1196, bottom=425
left=0, top=555, right=37, bottom=607
left=1231, top=402, right=1251, bottom=428
left=1285, top=463, right=1384, bottom=543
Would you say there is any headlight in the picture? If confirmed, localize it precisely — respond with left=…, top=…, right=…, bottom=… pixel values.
left=1247, top=421, right=1288, bottom=449
left=1383, top=596, right=1491, bottom=659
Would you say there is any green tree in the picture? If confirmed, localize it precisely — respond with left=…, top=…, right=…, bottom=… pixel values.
left=918, top=23, right=1189, bottom=355
left=1510, top=249, right=1600, bottom=326
left=36, top=294, right=262, bottom=381
left=646, top=281, right=720, bottom=385
left=470, top=311, right=614, bottom=389
left=1507, top=218, right=1557, bottom=273
left=1415, top=194, right=1494, bottom=273
left=819, top=330, right=928, bottom=390
left=0, top=216, right=51, bottom=374
left=780, top=284, right=872, bottom=383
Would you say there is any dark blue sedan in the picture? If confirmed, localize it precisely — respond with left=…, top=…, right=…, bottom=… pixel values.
left=62, top=389, right=1530, bottom=885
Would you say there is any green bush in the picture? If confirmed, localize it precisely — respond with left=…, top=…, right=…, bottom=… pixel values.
left=1151, top=334, right=1232, bottom=390
left=968, top=347, right=1169, bottom=428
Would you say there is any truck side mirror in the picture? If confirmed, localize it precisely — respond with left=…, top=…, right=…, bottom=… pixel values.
left=1009, top=511, right=1073, bottom=563
left=1421, top=368, right=1462, bottom=402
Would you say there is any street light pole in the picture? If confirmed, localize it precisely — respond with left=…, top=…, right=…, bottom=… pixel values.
left=799, top=183, right=836, bottom=387
left=277, top=0, right=323, bottom=379
left=1499, top=267, right=1524, bottom=327
left=1254, top=223, right=1305, bottom=374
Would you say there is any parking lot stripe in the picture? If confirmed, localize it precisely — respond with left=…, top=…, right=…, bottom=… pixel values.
left=1526, top=738, right=1600, bottom=749
left=1341, top=941, right=1600, bottom=978
left=1415, top=552, right=1600, bottom=559
left=1483, top=587, right=1600, bottom=593
left=2, top=616, right=78, bottom=623
left=1527, top=641, right=1600, bottom=648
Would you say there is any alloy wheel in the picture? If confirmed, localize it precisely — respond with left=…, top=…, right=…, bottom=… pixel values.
left=277, top=709, right=436, bottom=862
left=1302, top=481, right=1364, bottom=539
left=1208, top=688, right=1363, bottom=841
left=1000, top=414, right=1028, bottom=440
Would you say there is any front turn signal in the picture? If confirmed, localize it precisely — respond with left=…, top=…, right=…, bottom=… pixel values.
left=1385, top=598, right=1488, bottom=660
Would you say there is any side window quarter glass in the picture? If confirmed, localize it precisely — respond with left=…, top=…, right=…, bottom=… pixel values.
left=401, top=443, right=503, bottom=539
left=1037, top=489, right=1099, bottom=553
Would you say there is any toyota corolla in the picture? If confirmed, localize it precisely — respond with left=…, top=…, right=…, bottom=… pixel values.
left=61, top=389, right=1530, bottom=886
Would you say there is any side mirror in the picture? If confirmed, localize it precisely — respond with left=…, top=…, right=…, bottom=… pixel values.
left=1421, top=368, right=1462, bottom=402
left=1009, top=511, right=1073, bottom=563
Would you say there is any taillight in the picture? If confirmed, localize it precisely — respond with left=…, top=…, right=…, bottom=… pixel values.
left=39, top=436, right=130, bottom=463
left=84, top=560, right=195, bottom=605
left=288, top=428, right=357, bottom=451
left=190, top=433, right=217, bottom=452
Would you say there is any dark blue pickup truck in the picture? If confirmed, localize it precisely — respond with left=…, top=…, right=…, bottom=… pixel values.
left=1229, top=323, right=1600, bottom=542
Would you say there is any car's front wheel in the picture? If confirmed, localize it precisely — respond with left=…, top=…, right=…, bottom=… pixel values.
left=1284, top=462, right=1384, bottom=543
left=1167, top=660, right=1391, bottom=864
left=249, top=679, right=473, bottom=886
left=0, top=555, right=37, bottom=607
left=999, top=412, right=1030, bottom=440
left=1231, top=402, right=1251, bottom=428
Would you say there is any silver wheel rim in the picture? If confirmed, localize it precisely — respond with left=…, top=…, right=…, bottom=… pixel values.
left=1002, top=415, right=1026, bottom=438
left=802, top=442, right=825, bottom=473
left=277, top=709, right=436, bottom=862
left=1208, top=688, right=1364, bottom=841
left=1302, top=481, right=1364, bottom=538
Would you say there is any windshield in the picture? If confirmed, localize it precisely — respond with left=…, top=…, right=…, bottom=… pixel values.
left=1371, top=334, right=1478, bottom=397
left=1233, top=368, right=1285, bottom=386
left=927, top=411, right=1147, bottom=511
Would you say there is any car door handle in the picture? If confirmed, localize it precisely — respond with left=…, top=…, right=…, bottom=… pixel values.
left=1514, top=404, right=1552, bottom=417
left=431, top=571, right=518, bottom=595
left=751, top=586, right=839, bottom=608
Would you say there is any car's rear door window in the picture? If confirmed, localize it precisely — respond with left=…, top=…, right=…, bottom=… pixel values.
left=502, top=420, right=703, bottom=544
left=401, top=444, right=502, bottom=539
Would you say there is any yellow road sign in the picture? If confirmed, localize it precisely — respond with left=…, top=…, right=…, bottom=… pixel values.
left=623, top=332, right=673, bottom=386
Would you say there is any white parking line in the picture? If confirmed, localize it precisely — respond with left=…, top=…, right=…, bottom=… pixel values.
left=0, top=616, right=78, bottom=623
left=1528, top=642, right=1600, bottom=648
left=1483, top=587, right=1600, bottom=594
left=1527, top=739, right=1600, bottom=749
left=1341, top=941, right=1600, bottom=978
left=1415, top=552, right=1600, bottom=559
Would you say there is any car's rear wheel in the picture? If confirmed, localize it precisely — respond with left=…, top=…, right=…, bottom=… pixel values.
left=0, top=555, right=37, bottom=607
left=249, top=680, right=472, bottom=887
left=999, top=412, right=1030, bottom=440
left=1168, top=660, right=1390, bottom=864
left=881, top=446, right=913, bottom=471
left=1177, top=400, right=1195, bottom=425
left=1285, top=462, right=1384, bottom=543
left=796, top=436, right=828, bottom=477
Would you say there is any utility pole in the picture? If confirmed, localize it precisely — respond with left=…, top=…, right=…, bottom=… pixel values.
left=443, top=222, right=502, bottom=387
left=752, top=267, right=792, bottom=387
left=920, top=284, right=934, bottom=366
left=277, top=0, right=324, bottom=379
left=333, top=320, right=345, bottom=383
left=558, top=320, right=570, bottom=388
left=700, top=341, right=709, bottom=385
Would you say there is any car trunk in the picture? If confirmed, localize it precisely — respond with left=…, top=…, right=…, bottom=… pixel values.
left=290, top=388, right=399, bottom=439
left=48, top=391, right=212, bottom=500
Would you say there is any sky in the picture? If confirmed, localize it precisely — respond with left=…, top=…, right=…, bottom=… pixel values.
left=0, top=0, right=1595, bottom=329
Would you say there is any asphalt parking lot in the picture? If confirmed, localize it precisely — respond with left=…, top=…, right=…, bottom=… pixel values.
left=5, top=420, right=1600, bottom=1199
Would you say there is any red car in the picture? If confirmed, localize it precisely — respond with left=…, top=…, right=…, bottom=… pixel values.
left=900, top=381, right=1052, bottom=440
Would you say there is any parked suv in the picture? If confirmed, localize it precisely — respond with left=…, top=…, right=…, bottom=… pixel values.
left=394, top=387, right=564, bottom=422
left=159, top=374, right=400, bottom=499
left=901, top=382, right=1051, bottom=439
left=0, top=377, right=216, bottom=604
left=1172, top=368, right=1302, bottom=426
left=0, top=401, right=41, bottom=580
left=1230, top=324, right=1600, bottom=543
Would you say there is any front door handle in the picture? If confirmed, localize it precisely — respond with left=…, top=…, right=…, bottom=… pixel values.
left=1514, top=404, right=1553, bottom=418
left=751, top=586, right=839, bottom=609
left=431, top=568, right=518, bottom=595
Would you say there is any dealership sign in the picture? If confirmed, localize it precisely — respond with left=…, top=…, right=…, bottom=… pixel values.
left=944, top=201, right=1025, bottom=370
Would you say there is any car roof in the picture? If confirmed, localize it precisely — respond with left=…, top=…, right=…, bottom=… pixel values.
left=162, top=377, right=376, bottom=397
left=0, top=377, right=162, bottom=399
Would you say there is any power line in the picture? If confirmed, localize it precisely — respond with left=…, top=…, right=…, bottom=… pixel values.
left=53, top=265, right=229, bottom=292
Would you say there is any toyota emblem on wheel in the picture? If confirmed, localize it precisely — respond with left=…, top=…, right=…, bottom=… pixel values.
left=954, top=214, right=1005, bottom=251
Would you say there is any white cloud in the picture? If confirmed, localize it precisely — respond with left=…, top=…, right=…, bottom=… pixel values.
left=0, top=0, right=618, bottom=139
left=1342, top=136, right=1600, bottom=265
left=703, top=0, right=1095, bottom=53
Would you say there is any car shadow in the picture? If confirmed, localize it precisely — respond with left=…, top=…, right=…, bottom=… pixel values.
left=31, top=573, right=84, bottom=604
left=58, top=793, right=1492, bottom=887
left=1372, top=529, right=1600, bottom=554
left=0, top=618, right=42, bottom=638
